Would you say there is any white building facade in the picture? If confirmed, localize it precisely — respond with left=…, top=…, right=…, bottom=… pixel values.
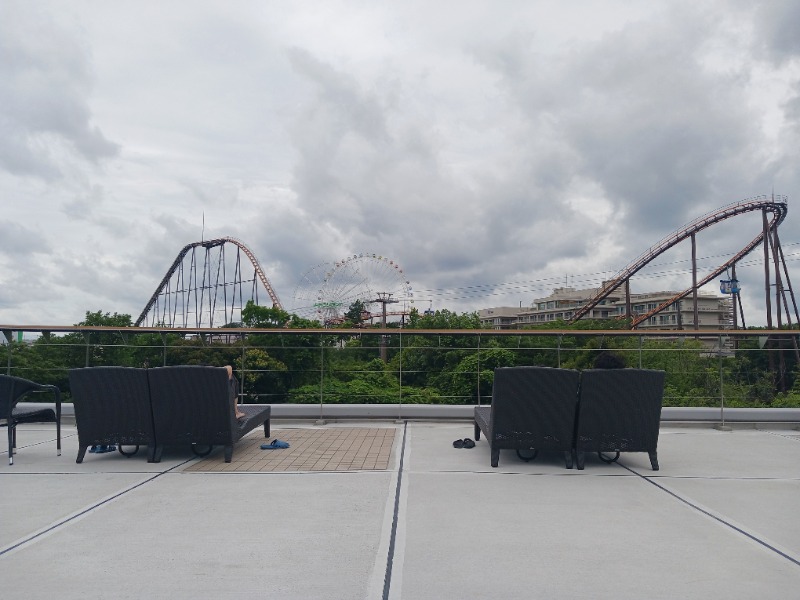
left=480, top=286, right=733, bottom=330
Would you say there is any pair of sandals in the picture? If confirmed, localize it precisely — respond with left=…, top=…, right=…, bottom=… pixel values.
left=260, top=439, right=290, bottom=450
left=452, top=438, right=475, bottom=449
left=89, top=445, right=117, bottom=454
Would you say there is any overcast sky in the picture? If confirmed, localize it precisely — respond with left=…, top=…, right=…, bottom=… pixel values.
left=2, top=0, right=800, bottom=327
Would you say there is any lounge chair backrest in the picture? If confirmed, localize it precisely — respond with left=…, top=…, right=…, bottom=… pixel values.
left=69, top=367, right=154, bottom=447
left=1, top=374, right=61, bottom=465
left=0, top=375, right=38, bottom=418
left=147, top=366, right=234, bottom=446
left=576, top=369, right=665, bottom=453
left=490, top=367, right=580, bottom=447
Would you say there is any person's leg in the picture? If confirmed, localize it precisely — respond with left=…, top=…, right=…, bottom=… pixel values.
left=226, top=365, right=246, bottom=419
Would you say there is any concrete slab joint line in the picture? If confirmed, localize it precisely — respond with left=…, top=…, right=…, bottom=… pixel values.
left=382, top=421, right=407, bottom=600
left=0, top=459, right=191, bottom=557
left=622, top=462, right=800, bottom=568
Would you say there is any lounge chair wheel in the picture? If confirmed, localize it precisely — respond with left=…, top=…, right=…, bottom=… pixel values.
left=118, top=445, right=140, bottom=458
left=598, top=451, right=620, bottom=463
left=516, top=448, right=538, bottom=462
left=191, top=444, right=213, bottom=457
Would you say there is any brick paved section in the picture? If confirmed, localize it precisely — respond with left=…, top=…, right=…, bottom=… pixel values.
left=185, top=427, right=396, bottom=472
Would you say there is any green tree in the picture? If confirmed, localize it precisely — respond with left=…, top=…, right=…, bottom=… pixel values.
left=53, top=310, right=136, bottom=368
left=235, top=348, right=289, bottom=403
left=434, top=348, right=517, bottom=403
left=344, top=299, right=367, bottom=326
left=241, top=301, right=292, bottom=328
left=407, top=307, right=482, bottom=329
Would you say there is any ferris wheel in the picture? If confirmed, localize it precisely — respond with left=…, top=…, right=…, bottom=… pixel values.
left=292, top=254, right=413, bottom=324
left=290, top=262, right=332, bottom=320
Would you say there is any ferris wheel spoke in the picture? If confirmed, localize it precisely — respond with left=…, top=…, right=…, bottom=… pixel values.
left=292, top=254, right=413, bottom=324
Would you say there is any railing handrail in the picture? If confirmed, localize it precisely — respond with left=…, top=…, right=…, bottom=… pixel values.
left=2, top=324, right=797, bottom=338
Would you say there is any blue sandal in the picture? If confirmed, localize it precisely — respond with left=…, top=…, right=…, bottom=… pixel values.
left=89, top=444, right=117, bottom=454
left=260, top=439, right=290, bottom=449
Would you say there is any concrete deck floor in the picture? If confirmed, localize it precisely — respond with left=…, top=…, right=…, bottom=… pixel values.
left=2, top=419, right=800, bottom=600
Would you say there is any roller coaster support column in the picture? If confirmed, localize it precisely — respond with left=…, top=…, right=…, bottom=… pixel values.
left=691, top=233, right=699, bottom=331
left=772, top=228, right=784, bottom=331
left=773, top=229, right=787, bottom=392
left=775, top=231, right=800, bottom=327
left=770, top=227, right=799, bottom=388
left=761, top=209, right=778, bottom=388
left=763, top=210, right=774, bottom=329
left=731, top=264, right=739, bottom=349
left=624, top=279, right=631, bottom=320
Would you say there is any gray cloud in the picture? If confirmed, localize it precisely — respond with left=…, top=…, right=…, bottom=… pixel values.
left=0, top=220, right=51, bottom=256
left=753, top=0, right=800, bottom=64
left=0, top=1, right=798, bottom=325
left=0, top=2, right=118, bottom=180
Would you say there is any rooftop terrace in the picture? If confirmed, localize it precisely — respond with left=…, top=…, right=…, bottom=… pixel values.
left=3, top=414, right=800, bottom=599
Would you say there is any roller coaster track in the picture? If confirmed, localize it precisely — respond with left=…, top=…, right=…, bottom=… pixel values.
left=568, top=195, right=788, bottom=327
left=135, top=237, right=282, bottom=328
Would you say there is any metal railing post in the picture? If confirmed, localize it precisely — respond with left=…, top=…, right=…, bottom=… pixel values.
left=557, top=335, right=562, bottom=367
left=160, top=332, right=168, bottom=366
left=638, top=335, right=643, bottom=368
left=84, top=332, right=91, bottom=367
left=398, top=330, right=403, bottom=419
left=717, top=334, right=730, bottom=430
left=476, top=333, right=481, bottom=404
left=318, top=340, right=325, bottom=424
left=240, top=333, right=246, bottom=402
left=3, top=330, right=11, bottom=375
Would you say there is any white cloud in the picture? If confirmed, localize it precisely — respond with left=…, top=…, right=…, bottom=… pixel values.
left=0, top=0, right=799, bottom=326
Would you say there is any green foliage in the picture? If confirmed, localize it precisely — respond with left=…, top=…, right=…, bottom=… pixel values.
left=344, top=300, right=368, bottom=326
left=79, top=310, right=133, bottom=328
left=234, top=348, right=289, bottom=403
left=407, top=308, right=482, bottom=329
left=241, top=301, right=292, bottom=327
left=10, top=304, right=800, bottom=408
left=290, top=378, right=399, bottom=404
left=5, top=340, right=69, bottom=391
left=431, top=348, right=517, bottom=403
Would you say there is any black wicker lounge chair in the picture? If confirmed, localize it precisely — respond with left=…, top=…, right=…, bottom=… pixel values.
left=1, top=375, right=61, bottom=465
left=147, top=366, right=270, bottom=463
left=474, top=366, right=580, bottom=468
left=574, top=368, right=666, bottom=471
left=69, top=367, right=157, bottom=463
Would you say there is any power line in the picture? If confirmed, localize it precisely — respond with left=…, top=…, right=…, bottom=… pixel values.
left=411, top=242, right=800, bottom=304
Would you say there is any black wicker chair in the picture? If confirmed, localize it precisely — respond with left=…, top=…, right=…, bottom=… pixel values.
left=147, top=366, right=271, bottom=463
left=474, top=366, right=580, bottom=468
left=574, top=368, right=666, bottom=471
left=69, top=367, right=157, bottom=463
left=1, top=375, right=61, bottom=465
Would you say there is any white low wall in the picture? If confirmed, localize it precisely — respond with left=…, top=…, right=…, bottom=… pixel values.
left=25, top=402, right=800, bottom=423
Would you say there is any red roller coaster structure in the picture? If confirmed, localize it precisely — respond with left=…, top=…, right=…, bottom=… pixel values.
left=568, top=195, right=797, bottom=331
left=135, top=237, right=282, bottom=328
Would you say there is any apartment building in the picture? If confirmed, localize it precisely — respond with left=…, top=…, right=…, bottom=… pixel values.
left=480, top=286, right=732, bottom=330
left=478, top=306, right=523, bottom=329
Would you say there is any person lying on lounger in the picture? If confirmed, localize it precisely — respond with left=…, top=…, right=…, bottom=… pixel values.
left=593, top=351, right=625, bottom=369
left=225, top=365, right=246, bottom=420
